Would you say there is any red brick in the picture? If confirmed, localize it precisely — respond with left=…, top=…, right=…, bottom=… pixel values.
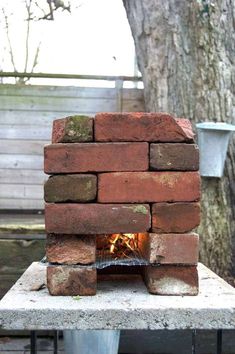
left=44, top=143, right=148, bottom=174
left=143, top=265, right=199, bottom=295
left=175, top=118, right=194, bottom=139
left=52, top=115, right=93, bottom=143
left=98, top=172, right=200, bottom=203
left=150, top=143, right=199, bottom=171
left=45, top=203, right=151, bottom=234
left=152, top=202, right=200, bottom=233
left=47, top=265, right=97, bottom=296
left=44, top=174, right=97, bottom=202
left=139, top=233, right=199, bottom=264
left=46, top=234, right=96, bottom=265
left=95, top=112, right=194, bottom=142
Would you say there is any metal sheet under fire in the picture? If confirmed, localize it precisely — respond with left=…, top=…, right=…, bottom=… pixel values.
left=95, top=250, right=149, bottom=269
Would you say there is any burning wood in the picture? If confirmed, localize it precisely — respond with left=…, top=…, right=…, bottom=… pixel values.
left=107, top=233, right=139, bottom=259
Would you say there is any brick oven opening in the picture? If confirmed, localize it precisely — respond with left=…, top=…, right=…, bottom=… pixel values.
left=96, top=233, right=149, bottom=269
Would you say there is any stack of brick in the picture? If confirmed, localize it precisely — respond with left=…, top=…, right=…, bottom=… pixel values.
left=44, top=113, right=201, bottom=296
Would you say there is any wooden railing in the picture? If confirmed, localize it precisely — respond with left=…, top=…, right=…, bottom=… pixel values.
left=0, top=71, right=142, bottom=82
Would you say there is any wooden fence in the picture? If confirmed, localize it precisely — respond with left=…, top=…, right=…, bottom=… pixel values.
left=0, top=82, right=144, bottom=209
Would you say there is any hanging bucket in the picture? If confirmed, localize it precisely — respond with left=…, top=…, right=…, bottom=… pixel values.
left=196, top=122, right=235, bottom=178
left=63, top=330, right=120, bottom=354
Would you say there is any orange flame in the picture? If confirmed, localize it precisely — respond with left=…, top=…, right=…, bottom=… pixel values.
left=109, top=233, right=139, bottom=258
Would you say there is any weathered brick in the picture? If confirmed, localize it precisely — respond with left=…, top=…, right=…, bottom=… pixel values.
left=45, top=203, right=151, bottom=234
left=98, top=172, right=200, bottom=203
left=175, top=118, right=194, bottom=139
left=44, top=143, right=148, bottom=174
left=52, top=115, right=93, bottom=143
left=47, top=265, right=97, bottom=296
left=44, top=174, right=97, bottom=202
left=143, top=265, right=199, bottom=295
left=46, top=234, right=96, bottom=265
left=95, top=112, right=194, bottom=142
left=139, top=233, right=199, bottom=264
left=152, top=202, right=200, bottom=233
left=150, top=143, right=199, bottom=171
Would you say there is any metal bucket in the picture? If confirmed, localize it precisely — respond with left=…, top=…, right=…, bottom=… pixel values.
left=63, top=330, right=120, bottom=354
left=196, top=122, right=235, bottom=178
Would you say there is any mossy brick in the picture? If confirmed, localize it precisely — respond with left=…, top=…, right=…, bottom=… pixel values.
left=44, top=174, right=97, bottom=202
left=152, top=202, right=200, bottom=233
left=150, top=143, right=199, bottom=171
left=98, top=172, right=200, bottom=203
left=144, top=265, right=199, bottom=295
left=139, top=233, right=199, bottom=264
left=44, top=142, right=148, bottom=174
left=52, top=115, right=93, bottom=143
left=45, top=203, right=151, bottom=234
left=46, top=234, right=96, bottom=265
left=47, top=265, right=97, bottom=296
left=95, top=112, right=194, bottom=142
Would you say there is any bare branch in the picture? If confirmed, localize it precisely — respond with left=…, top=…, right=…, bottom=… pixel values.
left=31, top=41, right=41, bottom=73
left=23, top=40, right=41, bottom=83
left=34, top=1, right=47, bottom=19
left=47, top=0, right=54, bottom=20
left=37, top=0, right=71, bottom=21
left=1, top=7, right=17, bottom=73
left=24, top=0, right=33, bottom=73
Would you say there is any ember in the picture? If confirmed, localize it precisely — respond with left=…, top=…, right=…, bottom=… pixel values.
left=99, top=233, right=140, bottom=259
left=109, top=233, right=139, bottom=259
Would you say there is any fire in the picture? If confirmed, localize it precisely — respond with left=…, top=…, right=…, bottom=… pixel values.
left=109, top=233, right=139, bottom=259
left=96, top=233, right=143, bottom=260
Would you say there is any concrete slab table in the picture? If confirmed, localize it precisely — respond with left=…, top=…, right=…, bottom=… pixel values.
left=0, top=262, right=235, bottom=353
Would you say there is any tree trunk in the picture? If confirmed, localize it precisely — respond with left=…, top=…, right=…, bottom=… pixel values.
left=123, top=0, right=235, bottom=277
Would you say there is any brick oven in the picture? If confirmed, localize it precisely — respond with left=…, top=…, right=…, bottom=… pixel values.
left=44, top=113, right=200, bottom=296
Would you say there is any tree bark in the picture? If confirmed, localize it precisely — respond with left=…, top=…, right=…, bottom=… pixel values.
left=123, top=0, right=235, bottom=277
